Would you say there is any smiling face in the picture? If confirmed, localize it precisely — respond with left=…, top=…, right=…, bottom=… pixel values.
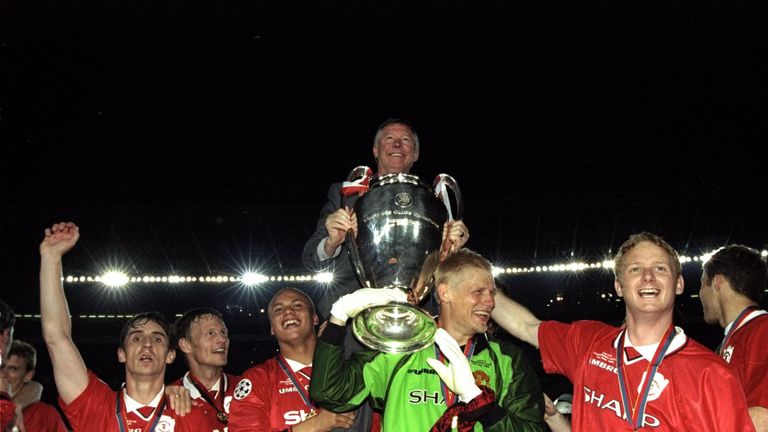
left=438, top=266, right=497, bottom=345
left=118, top=318, right=175, bottom=377
left=269, top=289, right=318, bottom=344
left=179, top=314, right=229, bottom=369
left=0, top=354, right=32, bottom=394
left=615, top=241, right=684, bottom=318
left=372, top=122, right=419, bottom=175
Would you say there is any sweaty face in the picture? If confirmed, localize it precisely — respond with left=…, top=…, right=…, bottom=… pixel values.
left=182, top=315, right=229, bottom=368
left=442, top=267, right=496, bottom=342
left=0, top=354, right=31, bottom=394
left=118, top=319, right=175, bottom=377
left=270, top=290, right=318, bottom=343
left=373, top=123, right=419, bottom=175
left=615, top=241, right=683, bottom=317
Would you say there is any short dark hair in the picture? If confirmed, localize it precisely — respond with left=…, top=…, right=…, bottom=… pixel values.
left=119, top=311, right=172, bottom=349
left=8, top=340, right=37, bottom=372
left=173, top=307, right=224, bottom=348
left=613, top=232, right=680, bottom=281
left=0, top=299, right=15, bottom=332
left=703, top=245, right=767, bottom=303
left=374, top=118, right=420, bottom=151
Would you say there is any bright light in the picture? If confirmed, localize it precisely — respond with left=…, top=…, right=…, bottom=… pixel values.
left=100, top=271, right=129, bottom=288
left=314, top=272, right=334, bottom=283
left=60, top=249, right=768, bottom=286
left=242, top=272, right=268, bottom=287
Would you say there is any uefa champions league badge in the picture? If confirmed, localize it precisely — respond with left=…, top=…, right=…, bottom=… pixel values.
left=234, top=378, right=253, bottom=400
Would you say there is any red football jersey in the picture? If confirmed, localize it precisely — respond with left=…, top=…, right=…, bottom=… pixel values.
left=719, top=310, right=768, bottom=409
left=23, top=401, right=68, bottom=432
left=59, top=370, right=195, bottom=432
left=228, top=356, right=315, bottom=431
left=539, top=320, right=755, bottom=431
left=171, top=371, right=239, bottom=432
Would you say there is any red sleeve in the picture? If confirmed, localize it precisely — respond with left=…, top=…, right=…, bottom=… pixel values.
left=228, top=365, right=283, bottom=432
left=691, top=358, right=756, bottom=432
left=1, top=396, right=16, bottom=431
left=59, top=370, right=115, bottom=431
left=23, top=402, right=68, bottom=432
left=539, top=320, right=607, bottom=380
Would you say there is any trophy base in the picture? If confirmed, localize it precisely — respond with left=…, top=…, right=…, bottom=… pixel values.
left=352, top=301, right=438, bottom=354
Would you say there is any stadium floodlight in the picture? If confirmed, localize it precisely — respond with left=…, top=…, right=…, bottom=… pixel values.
left=100, top=271, right=129, bottom=288
left=242, top=271, right=268, bottom=287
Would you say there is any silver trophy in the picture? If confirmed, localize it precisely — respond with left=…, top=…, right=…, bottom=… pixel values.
left=342, top=167, right=462, bottom=354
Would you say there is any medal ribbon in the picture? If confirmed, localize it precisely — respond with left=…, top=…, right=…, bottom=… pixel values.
left=115, top=389, right=167, bottom=432
left=433, top=175, right=454, bottom=221
left=341, top=166, right=373, bottom=197
left=276, top=354, right=315, bottom=411
left=718, top=306, right=758, bottom=356
left=616, top=324, right=675, bottom=430
left=434, top=336, right=476, bottom=407
left=188, top=373, right=228, bottom=424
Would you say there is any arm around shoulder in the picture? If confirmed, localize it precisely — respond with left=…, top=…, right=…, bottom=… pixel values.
left=491, top=291, right=542, bottom=348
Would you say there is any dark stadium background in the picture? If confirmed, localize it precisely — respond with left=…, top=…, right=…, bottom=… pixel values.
left=2, top=0, right=767, bottom=425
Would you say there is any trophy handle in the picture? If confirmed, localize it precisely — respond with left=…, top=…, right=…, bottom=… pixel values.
left=433, top=174, right=463, bottom=221
left=341, top=166, right=375, bottom=288
left=434, top=174, right=463, bottom=263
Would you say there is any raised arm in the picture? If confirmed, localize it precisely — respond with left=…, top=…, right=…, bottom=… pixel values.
left=491, top=291, right=542, bottom=348
left=39, top=222, right=89, bottom=404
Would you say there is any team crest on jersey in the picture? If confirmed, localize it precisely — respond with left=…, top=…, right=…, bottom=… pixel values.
left=473, top=370, right=490, bottom=388
left=722, top=345, right=734, bottom=364
left=640, top=371, right=669, bottom=401
left=155, top=415, right=176, bottom=432
left=234, top=378, right=252, bottom=400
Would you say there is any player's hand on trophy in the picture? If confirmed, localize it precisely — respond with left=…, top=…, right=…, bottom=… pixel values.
left=330, top=288, right=407, bottom=323
left=324, top=208, right=357, bottom=254
left=442, top=220, right=469, bottom=254
left=426, top=329, right=482, bottom=403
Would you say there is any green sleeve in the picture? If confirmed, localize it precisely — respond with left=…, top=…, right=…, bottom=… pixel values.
left=483, top=339, right=546, bottom=432
left=308, top=324, right=382, bottom=412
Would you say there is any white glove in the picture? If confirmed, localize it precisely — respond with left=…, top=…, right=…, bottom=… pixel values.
left=330, top=287, right=408, bottom=322
left=426, top=328, right=483, bottom=403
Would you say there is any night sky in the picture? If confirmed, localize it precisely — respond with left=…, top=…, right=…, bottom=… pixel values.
left=3, top=0, right=768, bottom=303
left=2, top=0, right=768, bottom=408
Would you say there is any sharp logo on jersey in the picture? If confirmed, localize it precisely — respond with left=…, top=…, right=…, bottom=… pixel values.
left=722, top=345, right=734, bottom=364
left=407, top=368, right=437, bottom=375
left=583, top=385, right=661, bottom=427
left=234, top=379, right=252, bottom=400
left=283, top=409, right=315, bottom=425
left=408, top=390, right=445, bottom=405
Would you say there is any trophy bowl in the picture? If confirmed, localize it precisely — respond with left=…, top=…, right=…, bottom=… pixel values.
left=345, top=172, right=461, bottom=354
